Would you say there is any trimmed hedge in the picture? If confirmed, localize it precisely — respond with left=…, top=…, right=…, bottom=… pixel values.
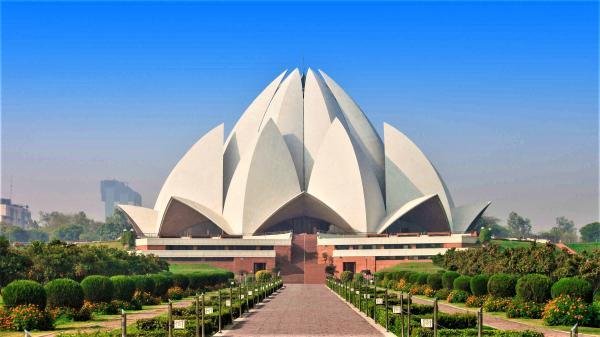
left=340, top=271, right=353, bottom=283
left=110, top=275, right=136, bottom=301
left=1, top=280, right=47, bottom=308
left=255, top=270, right=272, bottom=282
left=81, top=275, right=114, bottom=303
left=550, top=277, right=593, bottom=302
left=171, top=274, right=190, bottom=290
left=453, top=275, right=472, bottom=293
left=488, top=273, right=516, bottom=298
left=515, top=274, right=551, bottom=303
left=131, top=275, right=155, bottom=294
left=470, top=275, right=489, bottom=296
left=442, top=271, right=460, bottom=290
left=417, top=273, right=429, bottom=285
left=149, top=274, right=172, bottom=297
left=187, top=271, right=232, bottom=291
left=427, top=273, right=443, bottom=290
left=44, top=278, right=84, bottom=309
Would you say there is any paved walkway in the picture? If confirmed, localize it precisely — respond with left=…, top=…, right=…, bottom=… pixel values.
left=218, top=284, right=384, bottom=337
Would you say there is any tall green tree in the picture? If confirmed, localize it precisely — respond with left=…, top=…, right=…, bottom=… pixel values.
left=0, top=236, right=32, bottom=286
left=580, top=222, right=600, bottom=243
left=507, top=212, right=532, bottom=238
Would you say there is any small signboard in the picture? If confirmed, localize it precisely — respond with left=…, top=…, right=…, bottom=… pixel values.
left=241, top=295, right=245, bottom=299
left=248, top=291, right=253, bottom=296
left=254, top=288, right=258, bottom=292
left=205, top=307, right=213, bottom=315
left=376, top=298, right=383, bottom=305
left=366, top=294, right=371, bottom=299
left=355, top=290, right=360, bottom=295
left=420, top=319, right=433, bottom=328
left=350, top=288, right=354, bottom=291
left=225, top=299, right=231, bottom=307
left=174, top=320, right=185, bottom=329
left=392, top=305, right=402, bottom=314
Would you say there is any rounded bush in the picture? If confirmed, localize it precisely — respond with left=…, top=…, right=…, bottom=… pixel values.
left=543, top=295, right=594, bottom=326
left=403, top=271, right=415, bottom=282
left=442, top=271, right=460, bottom=290
left=340, top=271, right=353, bottom=283
left=487, top=273, right=517, bottom=298
left=470, top=275, right=489, bottom=296
left=453, top=275, right=472, bottom=293
left=447, top=289, right=469, bottom=303
left=45, top=278, right=84, bottom=309
left=149, top=274, right=173, bottom=297
left=81, top=275, right=114, bottom=303
left=515, top=274, right=552, bottom=303
left=171, top=274, right=190, bottom=290
left=167, top=287, right=184, bottom=300
left=354, top=273, right=365, bottom=282
left=427, top=273, right=443, bottom=290
left=131, top=275, right=155, bottom=294
left=551, top=277, right=593, bottom=302
left=255, top=270, right=272, bottom=282
left=1, top=280, right=47, bottom=309
left=417, top=273, right=429, bottom=285
left=408, top=273, right=420, bottom=284
left=110, top=276, right=136, bottom=301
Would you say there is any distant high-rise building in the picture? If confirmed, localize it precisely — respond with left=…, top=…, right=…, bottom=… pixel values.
left=100, top=180, right=141, bottom=219
left=0, top=198, right=33, bottom=228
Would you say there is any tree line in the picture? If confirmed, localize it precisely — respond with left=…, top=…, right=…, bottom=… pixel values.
left=476, top=212, right=599, bottom=243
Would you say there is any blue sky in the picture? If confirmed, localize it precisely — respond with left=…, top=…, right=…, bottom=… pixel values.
left=2, top=1, right=598, bottom=230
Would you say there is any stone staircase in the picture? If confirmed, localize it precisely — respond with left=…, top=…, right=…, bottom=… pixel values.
left=280, top=234, right=326, bottom=284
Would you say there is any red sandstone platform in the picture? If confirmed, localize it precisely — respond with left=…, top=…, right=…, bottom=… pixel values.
left=218, top=284, right=384, bottom=337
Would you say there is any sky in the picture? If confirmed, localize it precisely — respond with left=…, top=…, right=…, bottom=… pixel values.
left=1, top=1, right=598, bottom=231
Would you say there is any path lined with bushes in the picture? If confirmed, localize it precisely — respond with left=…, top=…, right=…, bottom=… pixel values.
left=409, top=295, right=595, bottom=337
left=218, top=284, right=384, bottom=337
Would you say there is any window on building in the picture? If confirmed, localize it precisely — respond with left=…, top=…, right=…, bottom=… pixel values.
left=343, top=262, right=356, bottom=273
left=253, top=263, right=266, bottom=273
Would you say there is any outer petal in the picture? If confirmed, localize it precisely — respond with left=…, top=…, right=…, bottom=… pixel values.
left=117, top=205, right=157, bottom=237
left=303, top=68, right=344, bottom=188
left=223, top=119, right=302, bottom=234
left=260, top=69, right=304, bottom=185
left=378, top=194, right=451, bottom=234
left=223, top=70, right=287, bottom=198
left=452, top=201, right=492, bottom=233
left=154, top=124, right=224, bottom=229
left=308, top=119, right=385, bottom=233
left=384, top=123, right=454, bottom=228
left=157, top=197, right=232, bottom=237
left=319, top=70, right=385, bottom=193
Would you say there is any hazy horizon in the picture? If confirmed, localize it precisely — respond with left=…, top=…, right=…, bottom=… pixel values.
left=2, top=1, right=598, bottom=231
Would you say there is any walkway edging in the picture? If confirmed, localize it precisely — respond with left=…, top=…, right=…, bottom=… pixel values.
left=327, top=286, right=396, bottom=337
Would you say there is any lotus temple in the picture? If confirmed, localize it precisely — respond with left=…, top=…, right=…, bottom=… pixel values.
left=119, top=68, right=490, bottom=283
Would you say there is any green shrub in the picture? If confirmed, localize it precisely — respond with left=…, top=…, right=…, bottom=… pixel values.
left=442, top=271, right=460, bottom=290
left=149, top=274, right=172, bottom=297
left=1, top=280, right=47, bottom=309
left=110, top=276, right=136, bottom=301
left=470, top=275, right=489, bottom=296
left=340, top=271, right=354, bottom=283
left=506, top=299, right=543, bottom=319
left=45, top=278, right=84, bottom=309
left=515, top=274, right=551, bottom=303
left=436, top=312, right=477, bottom=329
left=434, top=288, right=450, bottom=300
left=453, top=275, right=472, bottom=293
left=255, top=270, right=272, bottom=282
left=403, top=271, right=415, bottom=282
left=81, top=275, right=114, bottom=303
left=354, top=273, right=364, bottom=282
left=417, top=273, right=429, bottom=285
left=427, top=273, right=443, bottom=290
left=411, top=328, right=544, bottom=337
left=543, top=294, right=593, bottom=326
left=131, top=275, right=155, bottom=294
left=550, top=277, right=593, bottom=303
left=447, top=289, right=469, bottom=303
left=487, top=274, right=516, bottom=298
left=408, top=272, right=420, bottom=284
left=171, top=274, right=190, bottom=290
left=4, top=304, right=54, bottom=331
left=465, top=295, right=486, bottom=308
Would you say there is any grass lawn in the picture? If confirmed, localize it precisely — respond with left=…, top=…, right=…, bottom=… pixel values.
left=379, top=261, right=443, bottom=273
left=567, top=242, right=600, bottom=254
left=76, top=240, right=125, bottom=249
left=168, top=263, right=229, bottom=274
left=491, top=239, right=542, bottom=250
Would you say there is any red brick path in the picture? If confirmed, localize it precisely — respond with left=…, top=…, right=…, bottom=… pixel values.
left=219, top=284, right=384, bottom=337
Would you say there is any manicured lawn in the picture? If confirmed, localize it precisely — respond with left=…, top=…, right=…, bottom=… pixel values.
left=567, top=242, right=599, bottom=254
left=168, top=263, right=229, bottom=274
left=379, top=261, right=442, bottom=273
left=76, top=240, right=125, bottom=249
left=491, top=239, right=541, bottom=250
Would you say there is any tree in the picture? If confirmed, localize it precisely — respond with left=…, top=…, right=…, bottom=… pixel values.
left=120, top=230, right=136, bottom=249
left=0, top=236, right=32, bottom=286
left=580, top=222, right=600, bottom=242
left=479, top=227, right=492, bottom=244
left=98, top=210, right=131, bottom=240
left=540, top=217, right=578, bottom=243
left=507, top=212, right=532, bottom=238
left=474, top=215, right=500, bottom=231
left=53, top=224, right=84, bottom=241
